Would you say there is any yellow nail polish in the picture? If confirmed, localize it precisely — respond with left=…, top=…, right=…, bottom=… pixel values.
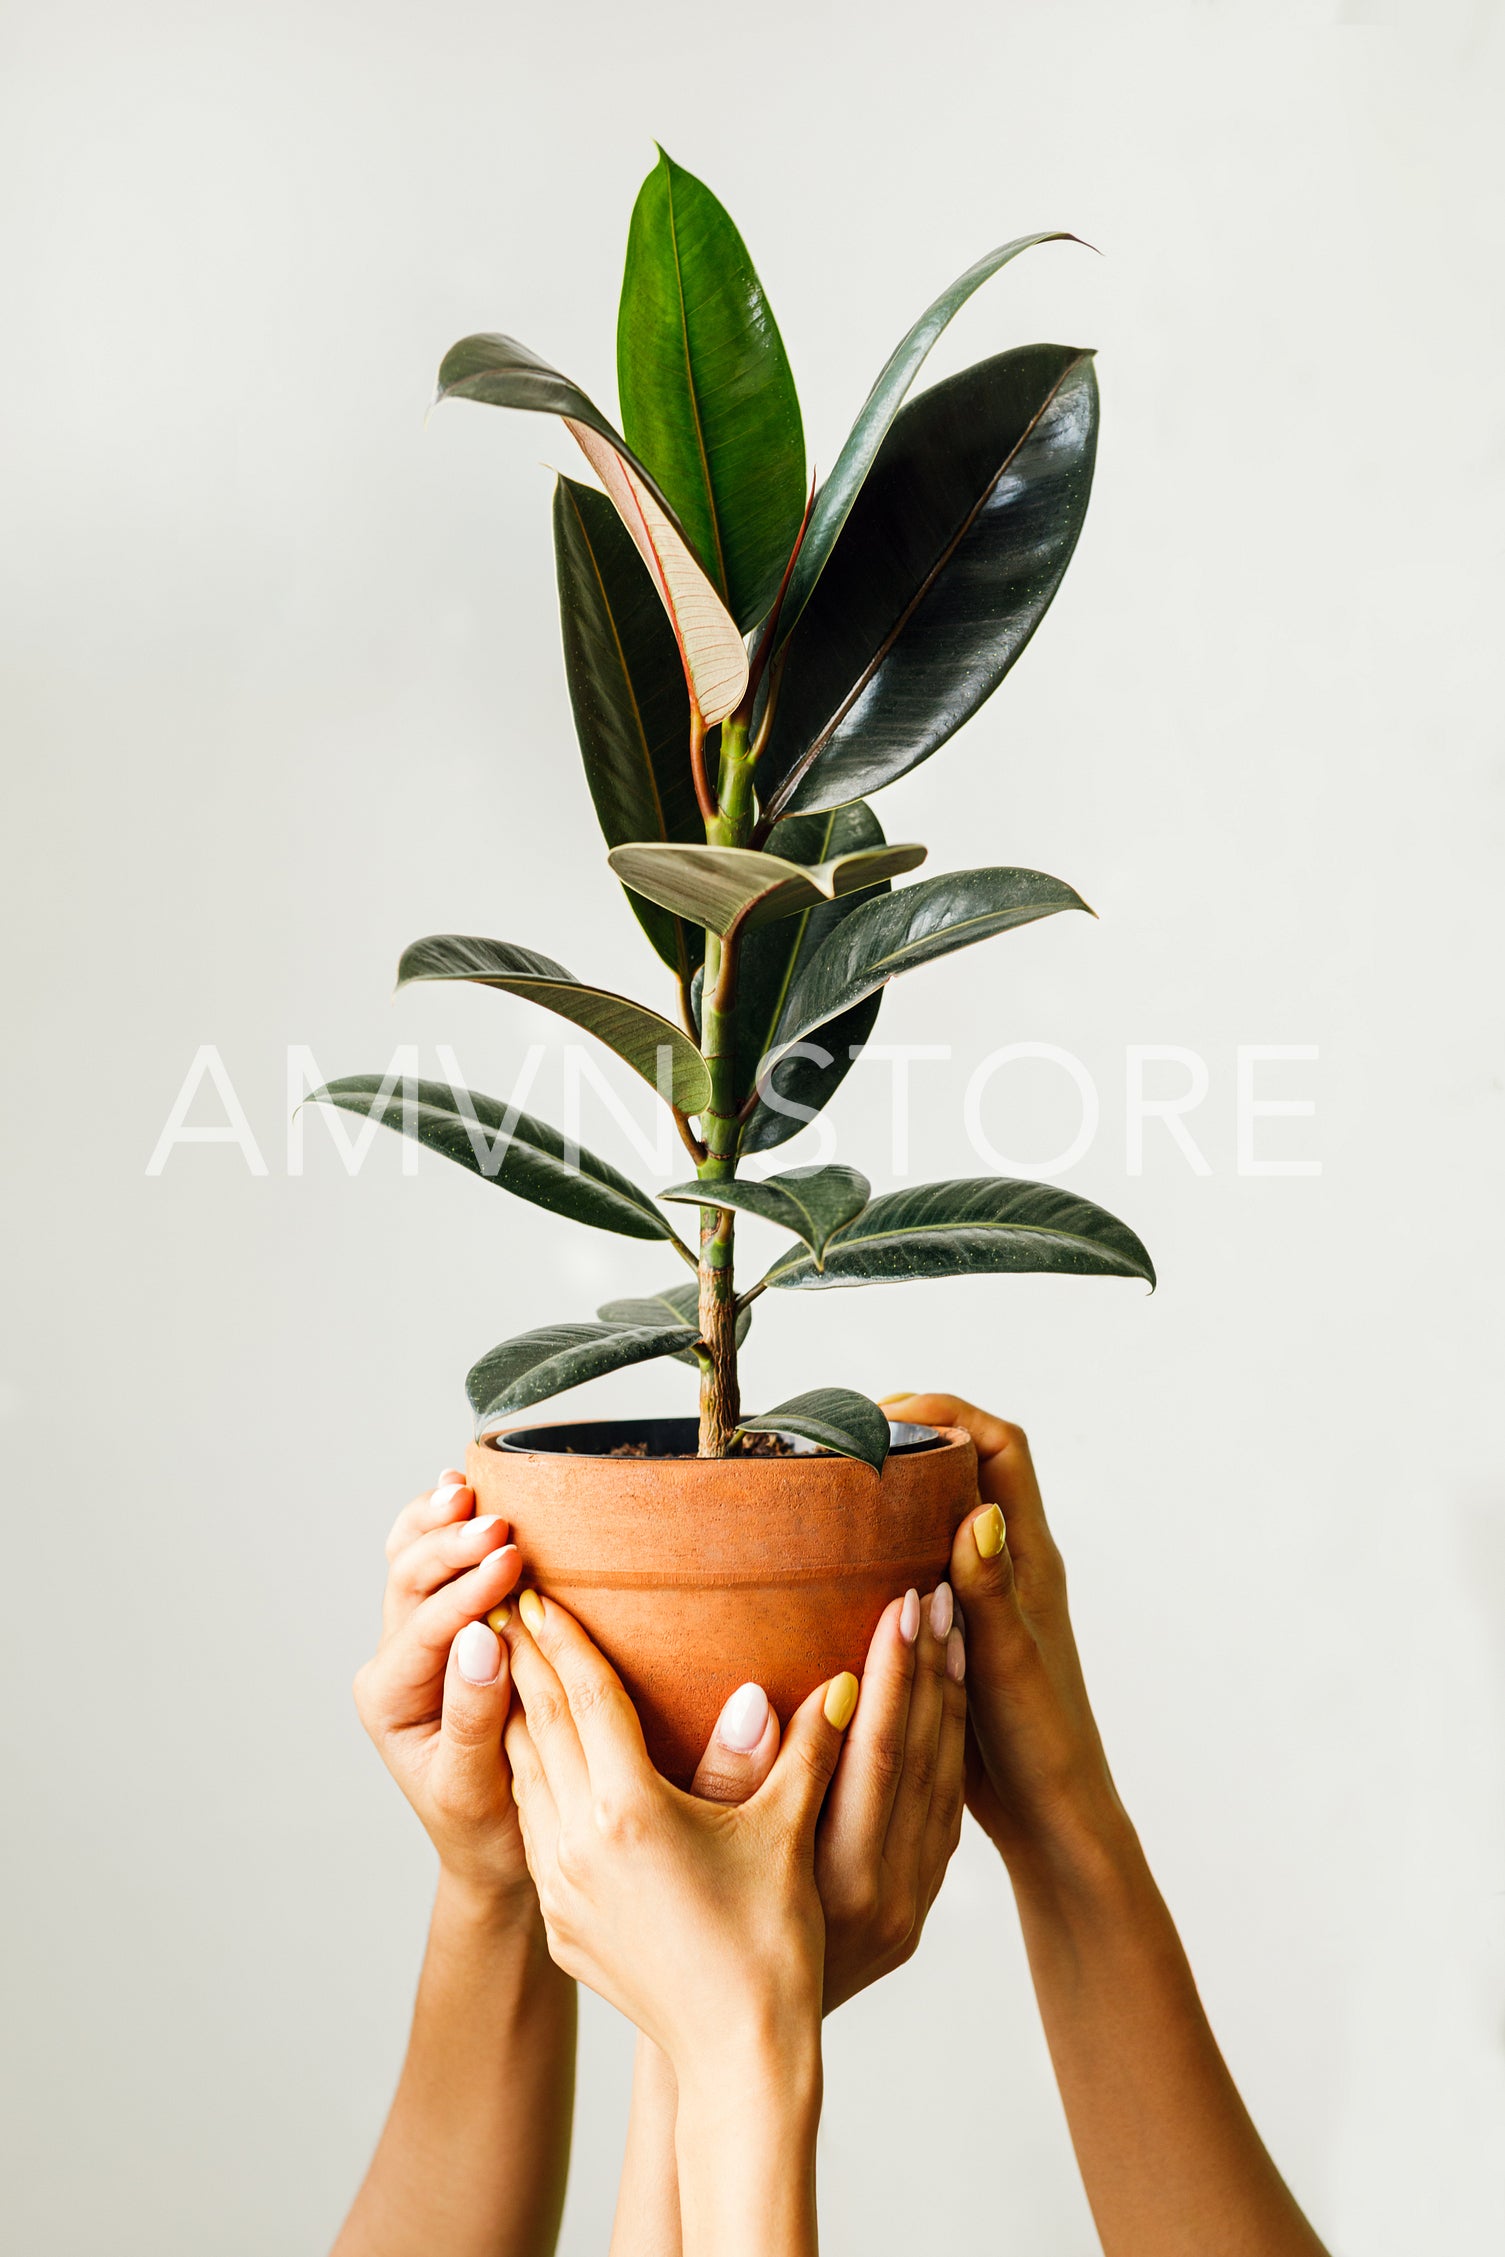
left=823, top=1671, right=859, bottom=1730
left=486, top=1603, right=512, bottom=1633
left=877, top=1391, right=918, bottom=1406
left=518, top=1589, right=545, bottom=1635
left=974, top=1503, right=1007, bottom=1560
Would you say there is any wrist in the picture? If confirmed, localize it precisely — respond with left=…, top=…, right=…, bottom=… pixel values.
left=433, top=1863, right=547, bottom=1949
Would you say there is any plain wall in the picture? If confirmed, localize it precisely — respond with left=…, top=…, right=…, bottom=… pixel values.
left=2, top=1, right=1502, bottom=2250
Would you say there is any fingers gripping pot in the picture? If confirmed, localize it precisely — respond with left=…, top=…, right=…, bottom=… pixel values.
left=466, top=1416, right=977, bottom=1786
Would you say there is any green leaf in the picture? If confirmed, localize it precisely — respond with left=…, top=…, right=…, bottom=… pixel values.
left=761, top=346, right=1099, bottom=819
left=762, top=1178, right=1156, bottom=1292
left=735, top=803, right=893, bottom=1155
left=766, top=868, right=1091, bottom=1073
left=777, top=234, right=1079, bottom=642
left=437, top=331, right=747, bottom=724
left=739, top=1388, right=890, bottom=1471
left=306, top=1077, right=689, bottom=1247
left=553, top=475, right=703, bottom=986
left=597, top=1278, right=751, bottom=1367
left=607, top=840, right=925, bottom=937
left=397, top=933, right=711, bottom=1114
left=660, top=1164, right=870, bottom=1267
left=467, top=1321, right=697, bottom=1430
left=619, top=149, right=806, bottom=631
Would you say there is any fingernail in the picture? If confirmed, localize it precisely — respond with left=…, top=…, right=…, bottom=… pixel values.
left=432, top=1483, right=466, bottom=1512
left=717, top=1682, right=770, bottom=1753
left=518, top=1589, right=544, bottom=1634
left=456, top=1620, right=501, bottom=1685
left=930, top=1583, right=953, bottom=1640
left=485, top=1603, right=512, bottom=1633
left=467, top=1515, right=503, bottom=1537
left=877, top=1392, right=917, bottom=1406
left=483, top=1544, right=519, bottom=1577
left=823, top=1672, right=859, bottom=1730
left=974, top=1503, right=1006, bottom=1560
left=946, top=1629, right=966, bottom=1683
left=899, top=1588, right=920, bottom=1644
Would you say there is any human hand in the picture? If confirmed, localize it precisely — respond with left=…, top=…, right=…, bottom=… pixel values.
left=352, top=1467, right=528, bottom=1910
left=499, top=1589, right=854, bottom=2078
left=677, top=1587, right=966, bottom=2010
left=881, top=1397, right=1129, bottom=1885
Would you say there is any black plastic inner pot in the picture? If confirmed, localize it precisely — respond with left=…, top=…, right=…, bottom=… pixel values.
left=489, top=1415, right=942, bottom=1460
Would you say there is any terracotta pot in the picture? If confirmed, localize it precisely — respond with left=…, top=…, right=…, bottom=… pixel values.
left=466, top=1414, right=978, bottom=1787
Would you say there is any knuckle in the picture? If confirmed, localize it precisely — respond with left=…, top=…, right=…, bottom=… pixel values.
left=878, top=1894, right=917, bottom=1958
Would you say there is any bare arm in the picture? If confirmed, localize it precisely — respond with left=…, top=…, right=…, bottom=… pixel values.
left=331, top=1468, right=576, bottom=2257
left=884, top=1395, right=1330, bottom=2257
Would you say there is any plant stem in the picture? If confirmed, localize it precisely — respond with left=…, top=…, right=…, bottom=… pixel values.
left=694, top=716, right=757, bottom=1456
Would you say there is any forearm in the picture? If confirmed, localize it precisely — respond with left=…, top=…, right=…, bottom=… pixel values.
left=1008, top=1816, right=1329, bottom=2257
left=672, top=2019, right=823, bottom=2257
left=611, top=2035, right=683, bottom=2257
left=334, top=1871, right=577, bottom=2257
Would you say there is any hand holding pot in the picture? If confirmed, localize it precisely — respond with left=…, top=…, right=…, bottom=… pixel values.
left=353, top=1467, right=527, bottom=1908
left=883, top=1394, right=1128, bottom=1881
left=502, top=1589, right=852, bottom=2257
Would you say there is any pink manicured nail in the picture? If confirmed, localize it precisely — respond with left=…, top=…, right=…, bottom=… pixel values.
left=717, top=1682, right=770, bottom=1753
left=456, top=1620, right=501, bottom=1685
left=483, top=1544, right=519, bottom=1577
left=432, top=1483, right=466, bottom=1512
left=930, top=1583, right=953, bottom=1640
left=946, top=1629, right=966, bottom=1683
left=467, top=1515, right=504, bottom=1537
left=899, top=1589, right=920, bottom=1644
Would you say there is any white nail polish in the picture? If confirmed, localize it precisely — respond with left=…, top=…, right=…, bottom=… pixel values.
left=718, top=1682, right=770, bottom=1753
left=930, top=1583, right=953, bottom=1640
left=468, top=1516, right=503, bottom=1534
left=432, top=1483, right=464, bottom=1511
left=456, top=1620, right=501, bottom=1685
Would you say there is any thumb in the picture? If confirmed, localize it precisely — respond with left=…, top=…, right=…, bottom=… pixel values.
left=757, top=1670, right=859, bottom=1841
left=434, top=1619, right=512, bottom=1798
left=691, top=1682, right=781, bottom=1805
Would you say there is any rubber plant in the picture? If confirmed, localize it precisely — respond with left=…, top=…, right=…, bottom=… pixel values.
left=312, top=150, right=1154, bottom=1475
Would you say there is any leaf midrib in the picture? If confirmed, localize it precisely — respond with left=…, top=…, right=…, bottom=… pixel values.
left=768, top=1214, right=1139, bottom=1281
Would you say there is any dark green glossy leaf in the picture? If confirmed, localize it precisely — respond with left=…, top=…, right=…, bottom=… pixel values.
left=467, top=1321, right=697, bottom=1431
left=619, top=149, right=805, bottom=631
left=597, top=1279, right=751, bottom=1368
left=735, top=804, right=891, bottom=1155
left=778, top=233, right=1079, bottom=643
left=761, top=346, right=1099, bottom=818
left=739, top=1388, right=890, bottom=1471
left=763, top=1178, right=1155, bottom=1292
left=306, top=1077, right=688, bottom=1246
left=660, top=1164, right=870, bottom=1267
left=437, top=333, right=747, bottom=724
left=397, top=933, right=711, bottom=1114
left=768, top=868, right=1091, bottom=1072
left=606, top=839, right=925, bottom=937
left=553, top=475, right=703, bottom=986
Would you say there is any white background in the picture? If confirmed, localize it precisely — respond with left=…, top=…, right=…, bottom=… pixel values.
left=3, top=2, right=1502, bottom=2250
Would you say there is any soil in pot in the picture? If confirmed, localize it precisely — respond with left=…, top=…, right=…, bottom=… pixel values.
left=466, top=1414, right=978, bottom=1787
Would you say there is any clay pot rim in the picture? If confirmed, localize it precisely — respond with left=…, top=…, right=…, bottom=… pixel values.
left=480, top=1412, right=952, bottom=1466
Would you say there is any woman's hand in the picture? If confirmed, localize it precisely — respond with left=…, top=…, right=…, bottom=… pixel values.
left=677, top=1588, right=967, bottom=2010
left=882, top=1396, right=1129, bottom=1885
left=608, top=1592, right=967, bottom=2257
left=352, top=1466, right=527, bottom=1907
left=334, top=1472, right=573, bottom=2257
left=501, top=1592, right=853, bottom=2257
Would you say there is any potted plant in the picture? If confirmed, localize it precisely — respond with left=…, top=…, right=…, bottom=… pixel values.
left=313, top=151, right=1154, bottom=1781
